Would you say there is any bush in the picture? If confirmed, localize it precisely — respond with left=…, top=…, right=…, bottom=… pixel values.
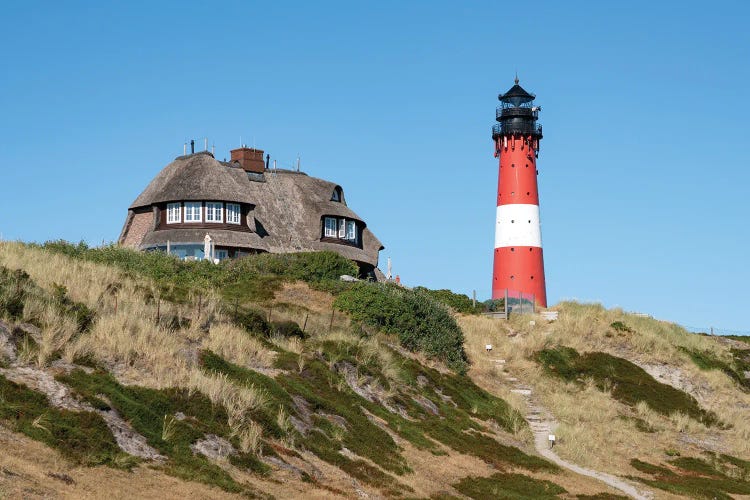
left=270, top=320, right=306, bottom=340
left=0, top=267, right=30, bottom=320
left=334, top=283, right=468, bottom=373
left=413, top=287, right=485, bottom=314
left=536, top=346, right=721, bottom=426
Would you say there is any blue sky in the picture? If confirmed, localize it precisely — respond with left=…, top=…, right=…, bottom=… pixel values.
left=1, top=1, right=748, bottom=331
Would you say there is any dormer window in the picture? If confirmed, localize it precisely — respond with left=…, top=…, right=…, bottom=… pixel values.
left=331, top=187, right=343, bottom=202
left=324, top=217, right=338, bottom=237
left=322, top=216, right=359, bottom=244
left=205, top=202, right=223, bottom=223
left=167, top=203, right=181, bottom=224
left=226, top=203, right=241, bottom=224
left=184, top=202, right=202, bottom=222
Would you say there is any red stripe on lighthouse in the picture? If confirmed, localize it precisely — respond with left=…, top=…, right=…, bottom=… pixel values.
left=492, top=246, right=546, bottom=307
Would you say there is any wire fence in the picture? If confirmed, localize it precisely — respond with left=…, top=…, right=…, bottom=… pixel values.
left=678, top=325, right=750, bottom=337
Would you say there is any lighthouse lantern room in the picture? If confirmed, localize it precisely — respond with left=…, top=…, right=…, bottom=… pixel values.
left=492, top=79, right=547, bottom=307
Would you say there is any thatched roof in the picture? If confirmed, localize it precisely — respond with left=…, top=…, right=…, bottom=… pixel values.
left=123, top=152, right=383, bottom=266
left=130, top=152, right=255, bottom=207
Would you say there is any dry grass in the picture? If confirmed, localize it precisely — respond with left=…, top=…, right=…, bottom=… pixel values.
left=204, top=323, right=275, bottom=369
left=0, top=242, right=271, bottom=454
left=458, top=304, right=750, bottom=474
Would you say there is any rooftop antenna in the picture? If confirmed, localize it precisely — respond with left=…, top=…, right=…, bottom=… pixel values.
left=183, top=142, right=187, bottom=155
left=190, top=139, right=195, bottom=154
left=515, top=70, right=519, bottom=85
left=296, top=154, right=300, bottom=172
left=204, top=138, right=208, bottom=151
left=211, top=142, right=215, bottom=155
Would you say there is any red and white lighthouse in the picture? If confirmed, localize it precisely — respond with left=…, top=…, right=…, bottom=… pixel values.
left=492, top=78, right=547, bottom=307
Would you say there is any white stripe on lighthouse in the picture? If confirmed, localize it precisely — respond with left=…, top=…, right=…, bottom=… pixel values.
left=495, top=204, right=542, bottom=248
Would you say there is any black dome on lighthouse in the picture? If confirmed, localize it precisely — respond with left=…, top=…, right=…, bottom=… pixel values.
left=499, top=79, right=535, bottom=106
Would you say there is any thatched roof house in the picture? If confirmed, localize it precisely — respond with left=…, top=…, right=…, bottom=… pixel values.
left=118, top=147, right=384, bottom=277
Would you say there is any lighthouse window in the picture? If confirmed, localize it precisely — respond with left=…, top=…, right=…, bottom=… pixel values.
left=511, top=220, right=515, bottom=223
left=167, top=203, right=181, bottom=224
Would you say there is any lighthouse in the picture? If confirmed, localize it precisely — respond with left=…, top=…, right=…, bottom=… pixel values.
left=492, top=78, right=547, bottom=307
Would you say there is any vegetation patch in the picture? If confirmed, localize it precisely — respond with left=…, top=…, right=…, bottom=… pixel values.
left=41, top=241, right=357, bottom=303
left=536, top=346, right=720, bottom=426
left=412, top=287, right=486, bottom=315
left=452, top=472, right=566, bottom=499
left=0, top=374, right=125, bottom=467
left=680, top=346, right=750, bottom=390
left=56, top=369, right=264, bottom=494
left=629, top=455, right=750, bottom=499
left=333, top=282, right=468, bottom=373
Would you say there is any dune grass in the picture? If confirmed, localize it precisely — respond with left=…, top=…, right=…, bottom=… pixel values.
left=536, top=346, right=720, bottom=426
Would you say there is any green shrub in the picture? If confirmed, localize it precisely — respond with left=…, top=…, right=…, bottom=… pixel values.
left=412, top=287, right=485, bottom=314
left=0, top=267, right=31, bottom=321
left=333, top=282, right=468, bottom=373
left=536, top=346, right=720, bottom=426
left=453, top=472, right=567, bottom=499
left=0, top=374, right=124, bottom=467
left=629, top=456, right=750, bottom=499
left=270, top=320, right=306, bottom=339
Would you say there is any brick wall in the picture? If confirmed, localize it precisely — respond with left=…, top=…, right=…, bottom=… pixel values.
left=121, top=209, right=154, bottom=248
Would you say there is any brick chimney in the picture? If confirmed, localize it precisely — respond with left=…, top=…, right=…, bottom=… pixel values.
left=230, top=147, right=265, bottom=173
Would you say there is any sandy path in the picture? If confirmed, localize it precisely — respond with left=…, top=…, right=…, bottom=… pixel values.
left=510, top=384, right=652, bottom=500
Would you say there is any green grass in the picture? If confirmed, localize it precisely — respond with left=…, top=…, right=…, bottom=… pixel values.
left=0, top=374, right=128, bottom=467
left=536, top=346, right=720, bottom=426
left=629, top=455, right=750, bottom=499
left=452, top=472, right=567, bottom=499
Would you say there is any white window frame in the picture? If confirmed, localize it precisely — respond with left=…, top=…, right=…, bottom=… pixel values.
left=346, top=220, right=356, bottom=242
left=184, top=202, right=202, bottom=222
left=166, top=202, right=181, bottom=224
left=324, top=217, right=337, bottom=237
left=226, top=203, right=241, bottom=224
left=205, top=202, right=223, bottom=223
left=338, top=219, right=346, bottom=238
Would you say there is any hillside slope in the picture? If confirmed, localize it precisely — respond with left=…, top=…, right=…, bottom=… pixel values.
left=0, top=241, right=749, bottom=499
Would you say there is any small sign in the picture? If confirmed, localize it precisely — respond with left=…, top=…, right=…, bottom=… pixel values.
left=548, top=435, right=555, bottom=441
left=485, top=344, right=493, bottom=352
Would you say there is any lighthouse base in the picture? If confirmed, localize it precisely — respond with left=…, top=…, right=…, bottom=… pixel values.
left=492, top=246, right=547, bottom=307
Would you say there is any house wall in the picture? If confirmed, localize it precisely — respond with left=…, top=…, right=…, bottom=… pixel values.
left=121, top=208, right=154, bottom=248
